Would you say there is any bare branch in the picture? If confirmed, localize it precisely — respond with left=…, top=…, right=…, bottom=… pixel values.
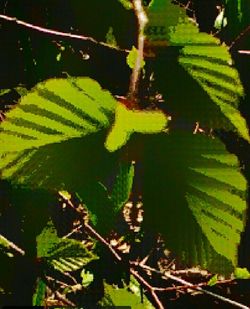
left=130, top=268, right=164, bottom=309
left=238, top=50, right=250, bottom=55
left=137, top=263, right=249, bottom=309
left=0, top=14, right=129, bottom=53
left=229, top=25, right=250, bottom=51
left=0, top=234, right=25, bottom=256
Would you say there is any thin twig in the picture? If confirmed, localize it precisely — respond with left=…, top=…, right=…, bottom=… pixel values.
left=54, top=291, right=75, bottom=306
left=229, top=25, right=250, bottom=51
left=0, top=234, right=25, bottom=256
left=0, top=14, right=128, bottom=53
left=130, top=268, right=164, bottom=309
left=59, top=192, right=165, bottom=308
left=85, top=222, right=122, bottom=262
left=238, top=50, right=250, bottom=55
left=58, top=192, right=122, bottom=262
left=153, top=279, right=234, bottom=292
left=137, top=263, right=249, bottom=309
left=128, top=0, right=148, bottom=103
left=62, top=225, right=83, bottom=239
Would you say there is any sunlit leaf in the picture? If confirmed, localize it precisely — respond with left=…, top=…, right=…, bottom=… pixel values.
left=149, top=0, right=249, bottom=141
left=208, top=274, right=218, bottom=286
left=99, top=277, right=154, bottom=308
left=105, top=103, right=168, bottom=152
left=234, top=267, right=250, bottom=279
left=126, top=46, right=145, bottom=69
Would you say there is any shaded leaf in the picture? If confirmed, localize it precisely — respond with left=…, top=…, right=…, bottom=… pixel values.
left=106, top=27, right=118, bottom=47
left=143, top=133, right=247, bottom=274
left=110, top=161, right=134, bottom=210
left=36, top=220, right=98, bottom=272
left=32, top=278, right=46, bottom=306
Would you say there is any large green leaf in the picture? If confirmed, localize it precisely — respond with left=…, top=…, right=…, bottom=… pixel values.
left=147, top=0, right=249, bottom=142
left=0, top=77, right=117, bottom=189
left=142, top=132, right=247, bottom=274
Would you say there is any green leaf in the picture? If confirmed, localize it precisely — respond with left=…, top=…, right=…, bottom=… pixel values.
left=99, top=278, right=154, bottom=308
left=214, top=9, right=228, bottom=30
left=106, top=27, right=118, bottom=47
left=149, top=0, right=249, bottom=141
left=234, top=267, right=250, bottom=279
left=81, top=269, right=94, bottom=287
left=0, top=77, right=117, bottom=189
left=110, top=161, right=134, bottom=210
left=208, top=274, right=218, bottom=286
left=75, top=161, right=134, bottom=234
left=105, top=103, right=168, bottom=152
left=118, top=0, right=133, bottom=10
left=56, top=52, right=62, bottom=62
left=32, top=278, right=46, bottom=306
left=36, top=220, right=98, bottom=272
left=14, top=86, right=28, bottom=97
left=0, top=89, right=11, bottom=96
left=146, top=0, right=186, bottom=46
left=143, top=133, right=247, bottom=274
left=126, top=46, right=145, bottom=69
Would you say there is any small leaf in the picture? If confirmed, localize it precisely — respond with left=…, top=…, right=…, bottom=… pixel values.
left=214, top=9, right=228, bottom=30
left=14, top=86, right=28, bottom=97
left=208, top=274, right=218, bottom=286
left=81, top=269, right=94, bottom=287
left=110, top=161, right=134, bottom=210
left=118, top=0, right=133, bottom=10
left=234, top=267, right=250, bottom=279
left=56, top=52, right=62, bottom=62
left=99, top=279, right=154, bottom=308
left=105, top=103, right=168, bottom=152
left=0, top=89, right=11, bottom=96
left=106, top=27, right=118, bottom=47
left=126, top=46, right=145, bottom=69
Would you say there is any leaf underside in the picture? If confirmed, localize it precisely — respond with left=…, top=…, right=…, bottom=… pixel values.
left=143, top=133, right=247, bottom=273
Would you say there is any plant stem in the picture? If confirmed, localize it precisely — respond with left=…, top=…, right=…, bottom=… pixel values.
left=128, top=0, right=148, bottom=104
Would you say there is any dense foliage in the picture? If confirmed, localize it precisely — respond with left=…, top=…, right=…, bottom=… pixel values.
left=0, top=0, right=249, bottom=307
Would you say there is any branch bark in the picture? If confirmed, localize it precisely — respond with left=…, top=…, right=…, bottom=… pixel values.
left=127, top=0, right=148, bottom=104
left=0, top=14, right=128, bottom=53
